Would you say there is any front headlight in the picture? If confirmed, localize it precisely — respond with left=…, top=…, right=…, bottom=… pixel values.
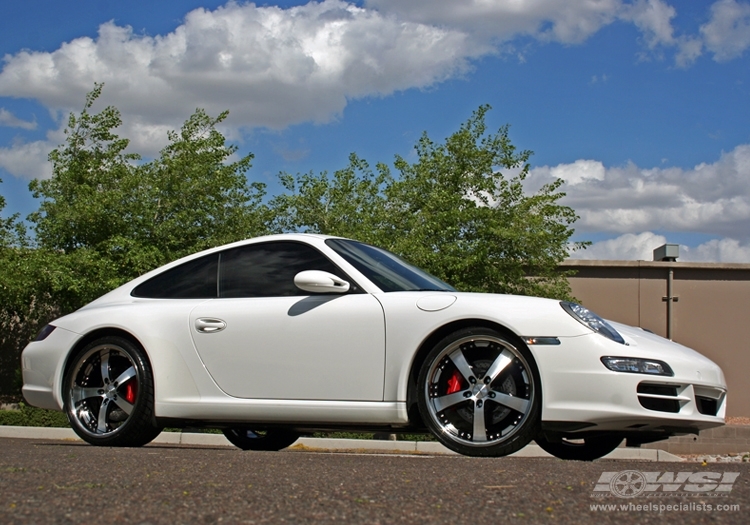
left=560, top=301, right=625, bottom=344
left=600, top=356, right=674, bottom=376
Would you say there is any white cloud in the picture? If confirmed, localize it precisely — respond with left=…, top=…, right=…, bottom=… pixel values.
left=529, top=143, right=750, bottom=241
left=700, top=0, right=750, bottom=61
left=0, top=1, right=743, bottom=162
left=365, top=0, right=623, bottom=44
left=619, top=0, right=676, bottom=48
left=549, top=159, right=606, bottom=185
left=0, top=108, right=37, bottom=130
left=0, top=139, right=53, bottom=180
left=0, top=0, right=478, bottom=148
left=0, top=1, right=747, bottom=180
left=682, top=238, right=750, bottom=262
left=570, top=232, right=667, bottom=260
left=569, top=232, right=750, bottom=262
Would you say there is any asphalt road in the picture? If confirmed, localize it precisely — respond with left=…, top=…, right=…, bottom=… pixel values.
left=0, top=438, right=747, bottom=524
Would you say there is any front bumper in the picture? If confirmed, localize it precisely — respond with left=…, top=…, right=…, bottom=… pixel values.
left=529, top=328, right=726, bottom=437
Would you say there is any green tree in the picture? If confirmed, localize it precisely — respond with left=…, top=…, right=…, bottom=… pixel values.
left=0, top=178, right=25, bottom=248
left=270, top=153, right=391, bottom=243
left=137, top=108, right=269, bottom=266
left=273, top=105, right=583, bottom=299
left=29, top=84, right=268, bottom=280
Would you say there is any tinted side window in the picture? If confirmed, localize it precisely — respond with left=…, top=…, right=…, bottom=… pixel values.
left=132, top=254, right=218, bottom=299
left=220, top=242, right=342, bottom=298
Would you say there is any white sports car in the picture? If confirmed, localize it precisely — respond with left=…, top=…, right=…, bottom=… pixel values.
left=21, top=234, right=727, bottom=460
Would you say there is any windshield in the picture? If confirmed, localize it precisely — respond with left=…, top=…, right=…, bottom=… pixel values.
left=326, top=239, right=456, bottom=293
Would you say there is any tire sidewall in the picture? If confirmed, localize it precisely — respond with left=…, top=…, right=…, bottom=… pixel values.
left=64, top=336, right=158, bottom=447
left=417, top=327, right=542, bottom=457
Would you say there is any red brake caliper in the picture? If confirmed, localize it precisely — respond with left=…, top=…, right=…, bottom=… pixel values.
left=124, top=379, right=137, bottom=404
left=446, top=370, right=463, bottom=394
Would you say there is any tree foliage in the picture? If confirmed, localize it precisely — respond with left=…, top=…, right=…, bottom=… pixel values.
left=273, top=105, right=581, bottom=298
left=30, top=84, right=268, bottom=280
left=271, top=154, right=391, bottom=244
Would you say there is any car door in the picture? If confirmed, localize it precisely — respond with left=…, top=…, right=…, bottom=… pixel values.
left=189, top=241, right=386, bottom=401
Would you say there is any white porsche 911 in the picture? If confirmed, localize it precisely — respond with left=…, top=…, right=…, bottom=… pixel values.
left=21, top=234, right=727, bottom=460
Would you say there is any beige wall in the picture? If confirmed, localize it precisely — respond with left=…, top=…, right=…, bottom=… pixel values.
left=561, top=260, right=750, bottom=417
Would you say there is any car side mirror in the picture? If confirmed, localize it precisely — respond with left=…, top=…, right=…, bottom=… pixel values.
left=294, top=270, right=351, bottom=294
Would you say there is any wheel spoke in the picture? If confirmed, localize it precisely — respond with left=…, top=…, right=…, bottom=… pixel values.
left=99, top=351, right=111, bottom=384
left=71, top=386, right=102, bottom=404
left=490, top=391, right=530, bottom=414
left=113, top=397, right=134, bottom=416
left=472, top=402, right=487, bottom=442
left=96, top=399, right=110, bottom=433
left=113, top=366, right=136, bottom=387
left=448, top=349, right=475, bottom=382
left=484, top=349, right=514, bottom=382
left=432, top=391, right=469, bottom=412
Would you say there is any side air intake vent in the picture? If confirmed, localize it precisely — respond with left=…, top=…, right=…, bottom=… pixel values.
left=637, top=382, right=682, bottom=413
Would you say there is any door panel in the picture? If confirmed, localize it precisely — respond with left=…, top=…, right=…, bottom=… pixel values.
left=190, top=294, right=385, bottom=401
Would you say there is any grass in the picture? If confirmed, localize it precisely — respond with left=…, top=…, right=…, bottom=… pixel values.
left=0, top=403, right=69, bottom=427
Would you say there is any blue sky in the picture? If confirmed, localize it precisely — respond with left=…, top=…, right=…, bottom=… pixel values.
left=1, top=0, right=749, bottom=261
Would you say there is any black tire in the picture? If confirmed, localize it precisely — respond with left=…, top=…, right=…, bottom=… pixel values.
left=63, top=336, right=161, bottom=447
left=222, top=428, right=301, bottom=451
left=417, top=327, right=541, bottom=457
left=535, top=435, right=623, bottom=461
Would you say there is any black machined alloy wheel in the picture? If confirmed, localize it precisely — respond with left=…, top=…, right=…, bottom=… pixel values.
left=64, top=336, right=161, bottom=447
left=222, top=428, right=301, bottom=451
left=417, top=327, right=541, bottom=457
left=535, top=435, right=623, bottom=461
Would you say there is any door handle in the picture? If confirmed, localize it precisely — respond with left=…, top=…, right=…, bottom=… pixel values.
left=195, top=318, right=227, bottom=333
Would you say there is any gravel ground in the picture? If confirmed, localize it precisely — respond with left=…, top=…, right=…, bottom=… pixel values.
left=682, top=453, right=750, bottom=464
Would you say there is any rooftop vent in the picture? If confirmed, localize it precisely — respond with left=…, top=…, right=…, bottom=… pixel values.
left=653, top=244, right=679, bottom=262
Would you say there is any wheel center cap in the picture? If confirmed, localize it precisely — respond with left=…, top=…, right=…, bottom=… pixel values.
left=105, top=384, right=117, bottom=398
left=472, top=383, right=489, bottom=400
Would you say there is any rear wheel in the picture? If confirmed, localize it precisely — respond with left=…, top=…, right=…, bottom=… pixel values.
left=64, top=336, right=161, bottom=447
left=222, top=428, right=300, bottom=451
left=535, top=435, right=623, bottom=461
left=417, top=327, right=541, bottom=457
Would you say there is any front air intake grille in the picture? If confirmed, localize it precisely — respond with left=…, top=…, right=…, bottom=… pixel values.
left=637, top=384, right=678, bottom=397
left=639, top=397, right=680, bottom=413
left=637, top=382, right=681, bottom=413
left=696, top=396, right=719, bottom=416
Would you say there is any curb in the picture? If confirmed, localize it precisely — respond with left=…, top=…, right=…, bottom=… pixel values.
left=0, top=426, right=683, bottom=461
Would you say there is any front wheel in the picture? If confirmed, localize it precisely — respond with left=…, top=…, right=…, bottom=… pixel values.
left=417, top=327, right=541, bottom=457
left=222, top=428, right=301, bottom=451
left=64, top=336, right=161, bottom=447
left=535, top=435, right=623, bottom=461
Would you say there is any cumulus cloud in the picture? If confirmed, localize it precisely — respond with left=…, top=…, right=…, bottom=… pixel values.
left=0, top=1, right=745, bottom=162
left=569, top=232, right=750, bottom=262
left=529, top=143, right=750, bottom=241
left=0, top=109, right=36, bottom=130
left=0, top=0, right=747, bottom=178
left=365, top=0, right=622, bottom=44
left=682, top=238, right=750, bottom=262
left=0, top=0, right=477, bottom=146
left=570, top=232, right=668, bottom=260
left=700, top=0, right=750, bottom=61
left=619, top=0, right=676, bottom=49
left=0, top=139, right=53, bottom=180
